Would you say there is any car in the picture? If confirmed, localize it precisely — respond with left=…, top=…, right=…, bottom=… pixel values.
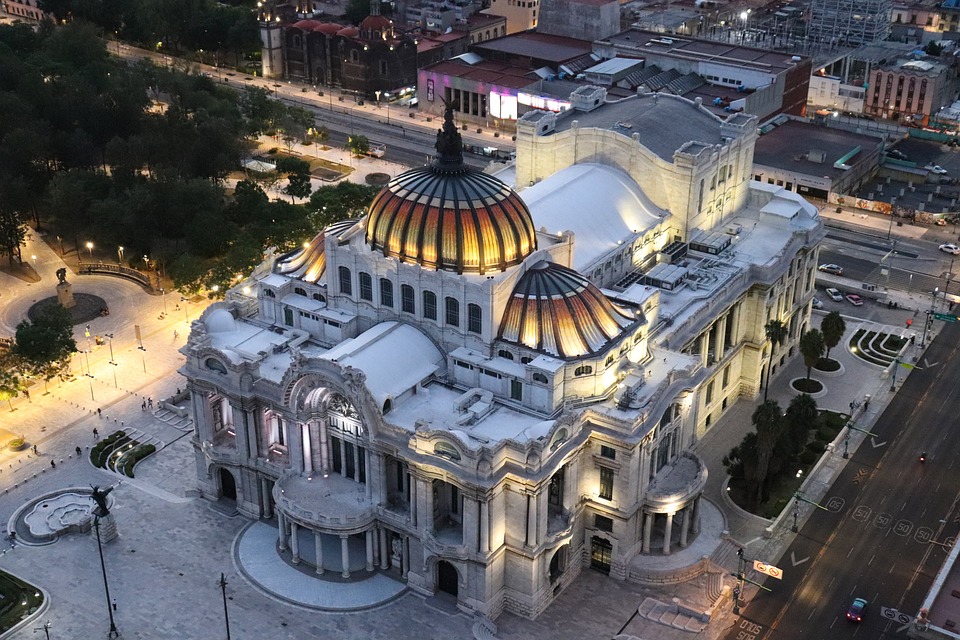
left=847, top=597, right=867, bottom=622
left=818, top=263, right=843, bottom=275
left=846, top=294, right=863, bottom=306
left=926, top=164, right=949, bottom=175
left=812, top=297, right=823, bottom=309
left=887, top=149, right=908, bottom=160
left=940, top=243, right=960, bottom=255
left=825, top=288, right=843, bottom=302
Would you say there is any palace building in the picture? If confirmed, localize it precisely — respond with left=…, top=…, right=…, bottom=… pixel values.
left=181, top=93, right=824, bottom=622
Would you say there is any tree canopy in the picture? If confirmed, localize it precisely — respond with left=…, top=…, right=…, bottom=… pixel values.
left=12, top=305, right=77, bottom=386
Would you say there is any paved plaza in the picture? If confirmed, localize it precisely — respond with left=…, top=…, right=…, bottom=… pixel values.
left=0, top=207, right=941, bottom=639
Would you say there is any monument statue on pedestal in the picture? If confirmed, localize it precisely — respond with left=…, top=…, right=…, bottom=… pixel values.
left=90, top=485, right=118, bottom=543
left=56, top=268, right=75, bottom=309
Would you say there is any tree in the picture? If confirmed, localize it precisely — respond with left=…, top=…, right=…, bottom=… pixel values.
left=283, top=172, right=312, bottom=204
left=346, top=134, right=370, bottom=157
left=12, top=305, right=76, bottom=391
left=820, top=311, right=846, bottom=361
left=763, top=319, right=788, bottom=400
left=799, top=329, right=825, bottom=381
left=752, top=400, right=783, bottom=506
left=308, top=181, right=379, bottom=227
left=784, top=393, right=818, bottom=456
left=0, top=351, right=24, bottom=410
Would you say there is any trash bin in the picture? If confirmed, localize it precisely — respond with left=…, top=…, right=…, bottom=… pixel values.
left=836, top=207, right=842, bottom=213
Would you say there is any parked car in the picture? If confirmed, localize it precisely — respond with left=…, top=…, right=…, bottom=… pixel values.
left=846, top=597, right=867, bottom=622
left=812, top=297, right=823, bottom=309
left=939, top=243, right=960, bottom=255
left=818, top=263, right=843, bottom=275
left=846, top=293, right=863, bottom=306
left=926, top=164, right=949, bottom=175
left=887, top=149, right=908, bottom=160
left=825, top=288, right=843, bottom=302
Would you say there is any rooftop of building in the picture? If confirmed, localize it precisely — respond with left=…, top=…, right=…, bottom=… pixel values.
left=470, top=31, right=595, bottom=64
left=597, top=29, right=811, bottom=75
left=551, top=93, right=726, bottom=162
left=753, top=120, right=883, bottom=179
left=421, top=57, right=537, bottom=90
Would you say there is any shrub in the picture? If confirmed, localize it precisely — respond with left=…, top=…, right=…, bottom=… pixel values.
left=814, top=357, right=840, bottom=372
left=799, top=450, right=817, bottom=465
left=818, top=426, right=837, bottom=441
left=806, top=440, right=826, bottom=454
left=121, top=444, right=156, bottom=478
left=7, top=437, right=25, bottom=451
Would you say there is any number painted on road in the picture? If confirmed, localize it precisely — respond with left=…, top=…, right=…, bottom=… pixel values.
left=852, top=505, right=872, bottom=522
left=736, top=619, right=763, bottom=640
left=874, top=512, right=893, bottom=528
left=893, top=519, right=913, bottom=536
left=915, top=527, right=934, bottom=544
left=826, top=496, right=845, bottom=512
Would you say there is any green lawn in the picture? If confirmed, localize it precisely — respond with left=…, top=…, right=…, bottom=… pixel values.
left=0, top=570, right=43, bottom=633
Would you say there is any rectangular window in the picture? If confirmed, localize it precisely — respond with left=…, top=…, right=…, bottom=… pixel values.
left=423, top=291, right=437, bottom=320
left=468, top=303, right=482, bottom=333
left=600, top=445, right=616, bottom=460
left=359, top=272, right=372, bottom=301
left=594, top=514, right=614, bottom=532
left=401, top=285, right=415, bottom=313
left=705, top=381, right=714, bottom=404
left=380, top=278, right=393, bottom=307
left=283, top=307, right=294, bottom=326
left=511, top=379, right=522, bottom=400
left=722, top=366, right=730, bottom=389
left=599, top=467, right=614, bottom=501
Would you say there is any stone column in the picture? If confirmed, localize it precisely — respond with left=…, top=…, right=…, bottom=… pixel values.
left=692, top=496, right=702, bottom=534
left=409, top=473, right=418, bottom=526
left=309, top=420, right=322, bottom=474
left=230, top=404, right=248, bottom=458
left=288, top=419, right=304, bottom=474
left=526, top=492, right=537, bottom=547
left=290, top=522, right=300, bottom=563
left=319, top=418, right=330, bottom=475
left=680, top=506, right=691, bottom=548
left=277, top=511, right=287, bottom=551
left=716, top=314, right=727, bottom=358
left=663, top=512, right=674, bottom=555
left=463, top=497, right=479, bottom=549
left=700, top=332, right=710, bottom=368
left=365, top=449, right=373, bottom=499
left=402, top=536, right=409, bottom=579
left=562, top=460, right=577, bottom=512
left=479, top=499, right=489, bottom=553
left=314, top=531, right=324, bottom=574
left=365, top=529, right=375, bottom=571
left=339, top=438, right=348, bottom=478
left=340, top=534, right=351, bottom=578
left=537, top=488, right=549, bottom=541
left=642, top=511, right=652, bottom=554
left=260, top=478, right=273, bottom=518
left=379, top=527, right=389, bottom=570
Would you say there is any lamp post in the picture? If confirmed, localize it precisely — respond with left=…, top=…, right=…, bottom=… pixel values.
left=843, top=431, right=850, bottom=458
left=218, top=573, right=232, bottom=640
left=920, top=288, right=938, bottom=348
left=180, top=296, right=190, bottom=322
left=86, top=241, right=94, bottom=260
left=161, top=288, right=167, bottom=313
left=104, top=333, right=118, bottom=388
left=93, top=515, right=120, bottom=639
left=33, top=621, right=51, bottom=639
left=791, top=497, right=800, bottom=533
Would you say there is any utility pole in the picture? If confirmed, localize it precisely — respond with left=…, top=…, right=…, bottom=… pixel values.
left=920, top=288, right=939, bottom=348
left=218, top=573, right=232, bottom=640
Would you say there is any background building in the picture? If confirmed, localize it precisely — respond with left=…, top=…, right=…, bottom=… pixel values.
left=807, top=0, right=894, bottom=48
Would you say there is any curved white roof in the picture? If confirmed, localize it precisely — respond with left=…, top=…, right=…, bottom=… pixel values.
left=521, top=163, right=665, bottom=271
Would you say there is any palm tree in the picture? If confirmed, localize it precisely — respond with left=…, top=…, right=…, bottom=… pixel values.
left=752, top=400, right=783, bottom=506
left=820, top=311, right=846, bottom=362
left=799, top=329, right=825, bottom=381
left=785, top=393, right=819, bottom=456
left=763, top=319, right=788, bottom=400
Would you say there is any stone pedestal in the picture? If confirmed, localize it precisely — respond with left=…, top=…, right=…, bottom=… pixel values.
left=91, top=513, right=118, bottom=544
left=56, top=281, right=75, bottom=309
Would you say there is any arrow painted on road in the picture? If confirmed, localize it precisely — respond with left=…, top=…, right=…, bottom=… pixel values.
left=924, top=359, right=940, bottom=368
left=791, top=552, right=809, bottom=566
left=853, top=469, right=868, bottom=485
left=871, top=438, right=887, bottom=448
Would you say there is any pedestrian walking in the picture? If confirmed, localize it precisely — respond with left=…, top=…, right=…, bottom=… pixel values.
left=97, top=408, right=102, bottom=418
left=141, top=400, right=146, bottom=411
left=173, top=329, right=179, bottom=339
left=75, top=446, right=82, bottom=457
left=50, top=460, right=56, bottom=469
left=32, top=445, right=38, bottom=456
left=112, top=598, right=117, bottom=611
left=93, top=428, right=99, bottom=440
left=148, top=397, right=153, bottom=409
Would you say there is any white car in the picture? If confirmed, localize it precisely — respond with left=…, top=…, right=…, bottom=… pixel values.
left=926, top=164, right=949, bottom=175
left=940, top=243, right=960, bottom=255
left=812, top=297, right=823, bottom=309
left=825, top=288, right=843, bottom=302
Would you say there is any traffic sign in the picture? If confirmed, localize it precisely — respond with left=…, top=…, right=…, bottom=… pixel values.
left=881, top=607, right=912, bottom=624
left=753, top=560, right=783, bottom=579
left=933, top=313, right=959, bottom=322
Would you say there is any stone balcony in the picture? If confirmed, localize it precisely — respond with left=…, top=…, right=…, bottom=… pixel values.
left=273, top=472, right=377, bottom=534
left=644, top=452, right=708, bottom=513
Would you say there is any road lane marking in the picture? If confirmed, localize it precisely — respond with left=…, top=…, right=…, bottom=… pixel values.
left=791, top=552, right=809, bottom=566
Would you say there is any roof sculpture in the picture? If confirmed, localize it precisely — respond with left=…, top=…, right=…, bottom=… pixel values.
left=364, top=100, right=536, bottom=274
left=276, top=219, right=358, bottom=283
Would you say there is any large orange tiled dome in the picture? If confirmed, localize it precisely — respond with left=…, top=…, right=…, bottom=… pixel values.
left=498, top=261, right=637, bottom=359
left=364, top=105, right=536, bottom=275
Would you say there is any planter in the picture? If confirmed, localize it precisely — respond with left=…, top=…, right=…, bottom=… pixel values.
left=813, top=358, right=844, bottom=377
left=790, top=377, right=826, bottom=398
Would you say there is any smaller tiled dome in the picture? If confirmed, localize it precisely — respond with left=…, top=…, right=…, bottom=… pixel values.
left=314, top=22, right=344, bottom=34
left=498, top=262, right=637, bottom=359
left=337, top=26, right=359, bottom=37
left=276, top=219, right=358, bottom=283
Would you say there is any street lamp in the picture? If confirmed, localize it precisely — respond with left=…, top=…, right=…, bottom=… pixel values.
left=33, top=621, right=51, bottom=639
left=86, top=242, right=94, bottom=259
left=180, top=296, right=190, bottom=322
left=218, top=573, right=232, bottom=640
left=161, top=288, right=167, bottom=313
left=791, top=497, right=800, bottom=533
left=104, top=333, right=117, bottom=388
left=92, top=496, right=120, bottom=639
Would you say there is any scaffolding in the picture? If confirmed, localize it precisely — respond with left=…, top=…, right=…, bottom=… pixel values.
left=807, top=0, right=893, bottom=50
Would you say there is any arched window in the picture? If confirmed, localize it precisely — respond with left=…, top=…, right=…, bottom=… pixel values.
left=605, top=355, right=614, bottom=368
left=467, top=303, right=481, bottom=333
left=263, top=289, right=276, bottom=298
left=574, top=365, right=593, bottom=376
left=521, top=356, right=532, bottom=364
left=434, top=441, right=461, bottom=461
left=533, top=372, right=548, bottom=384
left=445, top=297, right=460, bottom=327
left=313, top=293, right=325, bottom=302
left=359, top=272, right=372, bottom=301
left=350, top=49, right=359, bottom=63
left=292, top=34, right=302, bottom=49
left=338, top=266, right=352, bottom=295
left=294, top=287, right=307, bottom=297
left=423, top=290, right=437, bottom=320
left=205, top=358, right=228, bottom=375
left=550, top=428, right=568, bottom=451
left=382, top=398, right=392, bottom=414
left=401, top=284, right=415, bottom=313
left=379, top=60, right=388, bottom=75
left=497, top=349, right=514, bottom=360
left=380, top=278, right=394, bottom=307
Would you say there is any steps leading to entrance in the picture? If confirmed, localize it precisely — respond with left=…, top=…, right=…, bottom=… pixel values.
left=637, top=597, right=706, bottom=633
left=710, top=538, right=741, bottom=572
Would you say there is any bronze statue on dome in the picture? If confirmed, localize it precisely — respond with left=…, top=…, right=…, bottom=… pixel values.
left=434, top=98, right=465, bottom=169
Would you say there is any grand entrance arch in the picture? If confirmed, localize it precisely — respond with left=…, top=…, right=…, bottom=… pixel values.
left=219, top=468, right=237, bottom=501
left=437, top=560, right=459, bottom=596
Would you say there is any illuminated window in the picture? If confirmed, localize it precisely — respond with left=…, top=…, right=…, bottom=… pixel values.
left=599, top=467, right=614, bottom=500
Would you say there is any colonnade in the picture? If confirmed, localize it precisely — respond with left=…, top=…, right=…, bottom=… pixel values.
left=640, top=495, right=702, bottom=555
